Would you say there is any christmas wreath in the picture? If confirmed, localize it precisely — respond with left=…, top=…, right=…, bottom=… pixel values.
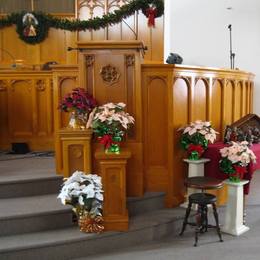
left=0, top=0, right=164, bottom=45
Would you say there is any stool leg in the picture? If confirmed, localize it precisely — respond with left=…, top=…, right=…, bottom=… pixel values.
left=212, top=203, right=223, bottom=242
left=205, top=205, right=208, bottom=232
left=194, top=205, right=202, bottom=247
left=200, top=205, right=208, bottom=233
left=179, top=201, right=192, bottom=236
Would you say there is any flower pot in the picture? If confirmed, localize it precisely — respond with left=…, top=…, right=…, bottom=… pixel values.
left=78, top=213, right=104, bottom=233
left=105, top=143, right=120, bottom=154
left=229, top=166, right=247, bottom=182
left=68, top=111, right=87, bottom=129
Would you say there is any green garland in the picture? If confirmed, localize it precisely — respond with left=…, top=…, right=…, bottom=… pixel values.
left=0, top=0, right=164, bottom=44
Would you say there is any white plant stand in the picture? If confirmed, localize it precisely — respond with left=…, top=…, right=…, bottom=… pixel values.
left=222, top=179, right=249, bottom=236
left=181, top=158, right=210, bottom=208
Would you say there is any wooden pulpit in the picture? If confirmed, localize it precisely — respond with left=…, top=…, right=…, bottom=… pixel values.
left=77, top=41, right=145, bottom=197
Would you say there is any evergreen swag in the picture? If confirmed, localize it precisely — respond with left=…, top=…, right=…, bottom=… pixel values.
left=0, top=0, right=164, bottom=44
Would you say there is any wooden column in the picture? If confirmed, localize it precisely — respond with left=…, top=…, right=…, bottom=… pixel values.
left=59, top=129, right=92, bottom=178
left=95, top=148, right=131, bottom=231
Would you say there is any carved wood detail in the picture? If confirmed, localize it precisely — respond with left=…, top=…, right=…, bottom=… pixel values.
left=35, top=79, right=46, bottom=91
left=0, top=80, right=7, bottom=91
left=125, top=54, right=135, bottom=67
left=85, top=55, right=95, bottom=67
left=99, top=64, right=120, bottom=85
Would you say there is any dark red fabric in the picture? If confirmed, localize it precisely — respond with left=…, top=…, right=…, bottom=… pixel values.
left=204, top=142, right=260, bottom=195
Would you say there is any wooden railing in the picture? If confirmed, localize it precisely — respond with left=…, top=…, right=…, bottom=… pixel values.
left=141, top=64, right=254, bottom=206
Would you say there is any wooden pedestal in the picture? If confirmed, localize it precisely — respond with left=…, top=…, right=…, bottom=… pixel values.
left=95, top=148, right=131, bottom=231
left=58, top=129, right=92, bottom=177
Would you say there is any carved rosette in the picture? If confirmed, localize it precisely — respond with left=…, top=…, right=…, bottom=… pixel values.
left=100, top=64, right=120, bottom=85
left=125, top=55, right=135, bottom=67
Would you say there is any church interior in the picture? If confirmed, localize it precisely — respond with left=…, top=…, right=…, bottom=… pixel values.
left=0, top=0, right=260, bottom=259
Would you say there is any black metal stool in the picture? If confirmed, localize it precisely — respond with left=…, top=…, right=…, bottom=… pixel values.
left=179, top=177, right=224, bottom=246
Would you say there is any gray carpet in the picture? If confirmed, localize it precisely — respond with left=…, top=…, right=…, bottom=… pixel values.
left=77, top=171, right=260, bottom=260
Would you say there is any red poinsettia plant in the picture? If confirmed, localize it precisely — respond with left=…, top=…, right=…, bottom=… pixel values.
left=59, top=88, right=97, bottom=114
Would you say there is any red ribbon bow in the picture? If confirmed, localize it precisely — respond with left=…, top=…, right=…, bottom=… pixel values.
left=99, top=134, right=113, bottom=149
left=188, top=144, right=204, bottom=156
left=146, top=7, right=157, bottom=27
left=232, top=165, right=247, bottom=179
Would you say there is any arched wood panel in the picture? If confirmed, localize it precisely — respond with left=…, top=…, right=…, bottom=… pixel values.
left=224, top=80, right=234, bottom=127
left=143, top=76, right=169, bottom=191
left=172, top=78, right=189, bottom=198
left=234, top=81, right=242, bottom=121
left=192, top=79, right=207, bottom=121
left=8, top=80, right=33, bottom=136
left=210, top=80, right=222, bottom=141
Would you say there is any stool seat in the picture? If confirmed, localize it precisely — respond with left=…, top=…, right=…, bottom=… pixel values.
left=189, top=193, right=217, bottom=205
left=185, top=176, right=223, bottom=190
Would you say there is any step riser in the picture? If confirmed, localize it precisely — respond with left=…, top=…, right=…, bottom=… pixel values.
left=0, top=178, right=62, bottom=198
left=0, top=218, right=183, bottom=260
left=128, top=195, right=165, bottom=216
left=0, top=211, right=74, bottom=237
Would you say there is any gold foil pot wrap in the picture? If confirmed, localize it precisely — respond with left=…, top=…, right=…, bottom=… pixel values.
left=78, top=215, right=104, bottom=233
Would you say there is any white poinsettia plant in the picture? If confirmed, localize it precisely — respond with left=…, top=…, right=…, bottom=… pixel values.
left=220, top=141, right=256, bottom=167
left=219, top=141, right=256, bottom=182
left=88, top=102, right=134, bottom=152
left=179, top=120, right=218, bottom=159
left=58, top=171, right=103, bottom=217
left=182, top=120, right=218, bottom=144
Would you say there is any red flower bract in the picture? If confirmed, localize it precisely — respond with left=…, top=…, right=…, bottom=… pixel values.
left=59, top=88, right=97, bottom=114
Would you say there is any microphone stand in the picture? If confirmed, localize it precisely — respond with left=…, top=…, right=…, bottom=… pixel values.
left=228, top=24, right=235, bottom=69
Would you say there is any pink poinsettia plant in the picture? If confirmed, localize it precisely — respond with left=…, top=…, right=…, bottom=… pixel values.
left=179, top=120, right=218, bottom=160
left=90, top=102, right=134, bottom=153
left=219, top=141, right=256, bottom=182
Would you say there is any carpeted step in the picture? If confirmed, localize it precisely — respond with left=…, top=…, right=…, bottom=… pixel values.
left=0, top=157, right=62, bottom=198
left=127, top=192, right=165, bottom=216
left=0, top=208, right=185, bottom=260
left=0, top=194, right=74, bottom=236
left=0, top=174, right=63, bottom=198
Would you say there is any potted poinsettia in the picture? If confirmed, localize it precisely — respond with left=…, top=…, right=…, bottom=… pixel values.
left=90, top=102, right=134, bottom=153
left=58, top=171, right=104, bottom=233
left=219, top=141, right=256, bottom=182
left=179, top=120, right=218, bottom=160
left=59, top=88, right=97, bottom=129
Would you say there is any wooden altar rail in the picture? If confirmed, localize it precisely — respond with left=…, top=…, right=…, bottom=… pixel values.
left=0, top=70, right=54, bottom=150
left=141, top=64, right=254, bottom=207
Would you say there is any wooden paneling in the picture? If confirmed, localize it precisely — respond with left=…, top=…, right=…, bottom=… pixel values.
left=0, top=71, right=53, bottom=150
left=0, top=25, right=77, bottom=66
left=143, top=75, right=169, bottom=191
left=77, top=41, right=144, bottom=196
left=141, top=64, right=254, bottom=207
left=76, top=0, right=164, bottom=62
left=210, top=80, right=222, bottom=140
left=59, top=129, right=93, bottom=177
left=52, top=65, right=79, bottom=174
left=95, top=148, right=131, bottom=231
left=193, top=79, right=207, bottom=121
left=0, top=0, right=74, bottom=14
